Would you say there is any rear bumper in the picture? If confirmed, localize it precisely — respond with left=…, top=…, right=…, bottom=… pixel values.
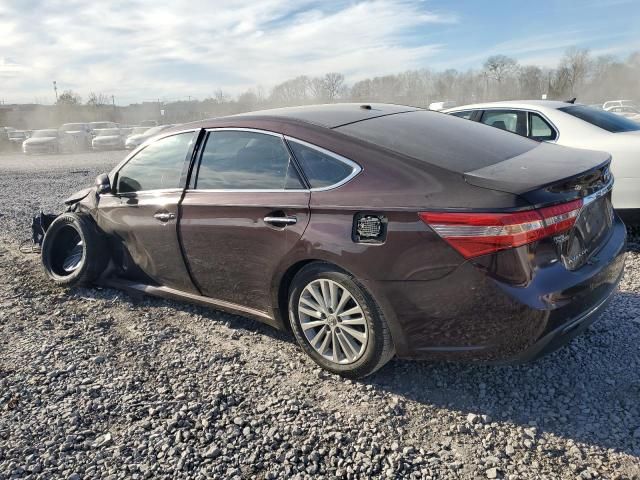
left=24, top=145, right=57, bottom=154
left=376, top=216, right=627, bottom=361
left=500, top=285, right=616, bottom=364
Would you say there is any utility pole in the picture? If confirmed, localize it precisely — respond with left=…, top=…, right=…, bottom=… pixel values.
left=53, top=81, right=58, bottom=103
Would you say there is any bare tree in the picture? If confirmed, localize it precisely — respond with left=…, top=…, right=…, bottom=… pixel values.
left=237, top=89, right=259, bottom=111
left=323, top=73, right=345, bottom=102
left=518, top=66, right=544, bottom=99
left=559, top=47, right=591, bottom=95
left=213, top=89, right=232, bottom=104
left=309, top=73, right=345, bottom=102
left=86, top=92, right=110, bottom=107
left=56, top=90, right=81, bottom=105
left=484, top=55, right=519, bottom=83
left=270, top=76, right=310, bottom=105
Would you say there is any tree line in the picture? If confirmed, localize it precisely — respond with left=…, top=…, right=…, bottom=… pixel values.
left=48, top=46, right=640, bottom=123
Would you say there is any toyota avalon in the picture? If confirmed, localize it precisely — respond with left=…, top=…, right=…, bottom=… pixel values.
left=39, top=104, right=626, bottom=377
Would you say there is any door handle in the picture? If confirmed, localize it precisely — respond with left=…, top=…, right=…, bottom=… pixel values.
left=263, top=215, right=297, bottom=226
left=153, top=212, right=176, bottom=222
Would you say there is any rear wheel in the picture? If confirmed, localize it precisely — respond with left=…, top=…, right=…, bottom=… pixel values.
left=41, top=213, right=109, bottom=287
left=288, top=263, right=394, bottom=378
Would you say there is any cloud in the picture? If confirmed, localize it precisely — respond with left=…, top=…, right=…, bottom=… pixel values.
left=0, top=0, right=455, bottom=104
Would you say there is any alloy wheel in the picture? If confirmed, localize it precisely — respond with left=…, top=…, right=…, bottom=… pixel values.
left=298, top=279, right=368, bottom=364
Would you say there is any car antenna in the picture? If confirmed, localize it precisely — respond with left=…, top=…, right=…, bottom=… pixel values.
left=566, top=97, right=577, bottom=104
left=360, top=104, right=372, bottom=110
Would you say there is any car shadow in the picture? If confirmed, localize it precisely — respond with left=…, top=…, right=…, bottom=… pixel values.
left=69, top=286, right=640, bottom=457
left=364, top=290, right=640, bottom=457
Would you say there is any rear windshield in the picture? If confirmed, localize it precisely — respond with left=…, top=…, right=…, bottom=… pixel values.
left=335, top=110, right=538, bottom=173
left=559, top=105, right=640, bottom=133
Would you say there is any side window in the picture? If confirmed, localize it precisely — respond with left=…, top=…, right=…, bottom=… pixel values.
left=287, top=140, right=356, bottom=189
left=117, top=132, right=194, bottom=193
left=480, top=110, right=525, bottom=135
left=529, top=113, right=557, bottom=141
left=195, top=131, right=304, bottom=190
left=450, top=110, right=474, bottom=120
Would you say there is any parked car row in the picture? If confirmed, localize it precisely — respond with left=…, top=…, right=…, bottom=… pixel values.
left=1, top=121, right=173, bottom=155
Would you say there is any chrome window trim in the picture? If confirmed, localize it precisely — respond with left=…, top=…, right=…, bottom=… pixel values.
left=283, top=136, right=362, bottom=192
left=186, top=128, right=362, bottom=193
left=527, top=111, right=559, bottom=143
left=195, top=127, right=307, bottom=192
left=185, top=189, right=306, bottom=193
left=109, top=129, right=199, bottom=196
left=204, top=127, right=282, bottom=137
left=105, top=188, right=185, bottom=198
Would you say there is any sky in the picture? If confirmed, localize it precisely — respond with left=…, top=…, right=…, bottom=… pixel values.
left=0, top=0, right=638, bottom=105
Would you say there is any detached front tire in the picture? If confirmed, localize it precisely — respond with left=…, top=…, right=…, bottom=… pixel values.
left=288, top=263, right=395, bottom=379
left=41, top=212, right=108, bottom=287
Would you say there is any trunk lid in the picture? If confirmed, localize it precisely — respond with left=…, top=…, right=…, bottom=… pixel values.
left=463, top=142, right=611, bottom=204
left=464, top=142, right=615, bottom=270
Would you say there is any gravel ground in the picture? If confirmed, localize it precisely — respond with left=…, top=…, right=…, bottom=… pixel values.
left=0, top=151, right=639, bottom=479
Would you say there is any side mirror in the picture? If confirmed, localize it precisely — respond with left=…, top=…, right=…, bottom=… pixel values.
left=95, top=173, right=111, bottom=195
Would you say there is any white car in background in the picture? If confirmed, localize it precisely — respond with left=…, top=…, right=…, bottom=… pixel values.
left=444, top=101, right=640, bottom=221
left=603, top=99, right=637, bottom=110
left=605, top=105, right=640, bottom=122
left=60, top=122, right=92, bottom=150
left=91, top=128, right=125, bottom=150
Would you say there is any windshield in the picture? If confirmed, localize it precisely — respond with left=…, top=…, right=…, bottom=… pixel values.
left=62, top=123, right=87, bottom=131
left=91, top=122, right=114, bottom=129
left=559, top=105, right=640, bottom=133
left=132, top=127, right=149, bottom=135
left=8, top=131, right=25, bottom=138
left=32, top=129, right=58, bottom=138
left=95, top=128, right=120, bottom=136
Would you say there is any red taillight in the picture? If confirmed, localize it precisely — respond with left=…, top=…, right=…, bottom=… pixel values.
left=419, top=199, right=583, bottom=259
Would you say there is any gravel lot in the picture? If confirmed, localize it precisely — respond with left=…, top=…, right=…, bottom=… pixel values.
left=1, top=150, right=639, bottom=479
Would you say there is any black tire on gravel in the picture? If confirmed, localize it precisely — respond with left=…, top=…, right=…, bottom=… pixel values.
left=41, top=212, right=109, bottom=287
left=288, top=262, right=395, bottom=379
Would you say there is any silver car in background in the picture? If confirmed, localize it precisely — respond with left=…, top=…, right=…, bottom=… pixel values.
left=60, top=123, right=92, bottom=150
left=23, top=129, right=73, bottom=154
left=91, top=128, right=125, bottom=150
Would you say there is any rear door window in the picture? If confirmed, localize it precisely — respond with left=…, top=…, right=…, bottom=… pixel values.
left=480, top=110, right=526, bottom=136
left=194, top=130, right=304, bottom=190
left=286, top=140, right=358, bottom=189
left=528, top=113, right=557, bottom=141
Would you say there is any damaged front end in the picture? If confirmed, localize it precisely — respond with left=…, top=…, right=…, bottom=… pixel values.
left=31, top=183, right=99, bottom=247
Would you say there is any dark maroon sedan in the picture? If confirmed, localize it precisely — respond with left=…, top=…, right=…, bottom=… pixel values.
left=40, top=103, right=626, bottom=377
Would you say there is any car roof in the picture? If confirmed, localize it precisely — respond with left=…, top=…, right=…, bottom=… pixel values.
left=444, top=100, right=574, bottom=113
left=185, top=103, right=423, bottom=130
